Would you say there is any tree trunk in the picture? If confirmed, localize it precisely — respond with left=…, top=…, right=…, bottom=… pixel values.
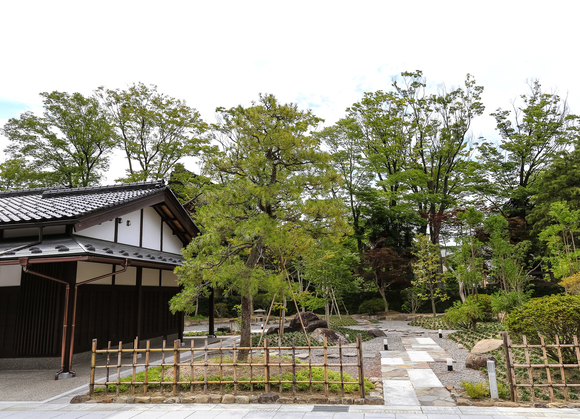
left=377, top=286, right=389, bottom=313
left=239, top=237, right=263, bottom=361
left=194, top=295, right=199, bottom=316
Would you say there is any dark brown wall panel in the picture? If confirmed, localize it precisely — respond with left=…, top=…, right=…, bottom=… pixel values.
left=0, top=286, right=20, bottom=357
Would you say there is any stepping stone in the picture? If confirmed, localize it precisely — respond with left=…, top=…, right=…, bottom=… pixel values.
left=407, top=351, right=435, bottom=362
left=295, top=354, right=309, bottom=359
left=408, top=370, right=444, bottom=388
left=381, top=357, right=404, bottom=365
left=416, top=338, right=436, bottom=345
left=383, top=380, right=420, bottom=406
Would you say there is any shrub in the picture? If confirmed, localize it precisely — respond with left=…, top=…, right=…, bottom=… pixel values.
left=490, top=290, right=531, bottom=317
left=505, top=294, right=580, bottom=363
left=444, top=298, right=484, bottom=331
left=461, top=381, right=489, bottom=399
left=358, top=298, right=386, bottom=315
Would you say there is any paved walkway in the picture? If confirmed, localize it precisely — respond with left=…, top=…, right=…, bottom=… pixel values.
left=382, top=332, right=455, bottom=406
left=2, top=401, right=580, bottom=419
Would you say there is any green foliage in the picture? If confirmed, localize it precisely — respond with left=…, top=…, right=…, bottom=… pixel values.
left=328, top=316, right=358, bottom=327
left=505, top=294, right=580, bottom=362
left=444, top=298, right=485, bottom=331
left=214, top=303, right=230, bottom=318
left=97, top=82, right=208, bottom=182
left=412, top=234, right=448, bottom=316
left=409, top=316, right=452, bottom=330
left=2, top=91, right=115, bottom=188
left=184, top=330, right=227, bottom=337
left=358, top=298, right=386, bottom=315
left=461, top=381, right=490, bottom=399
left=490, top=290, right=532, bottom=316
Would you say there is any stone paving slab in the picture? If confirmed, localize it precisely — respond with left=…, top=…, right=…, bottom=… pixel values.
left=408, top=370, right=444, bottom=388
left=383, top=380, right=420, bottom=406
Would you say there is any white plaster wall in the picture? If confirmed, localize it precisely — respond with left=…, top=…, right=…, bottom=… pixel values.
left=161, top=270, right=178, bottom=287
left=162, top=222, right=183, bottom=254
left=76, top=220, right=115, bottom=241
left=4, top=225, right=66, bottom=238
left=141, top=207, right=161, bottom=251
left=0, top=265, right=22, bottom=287
left=117, top=210, right=141, bottom=247
left=142, top=268, right=160, bottom=287
left=76, top=261, right=113, bottom=285
left=114, top=266, right=136, bottom=286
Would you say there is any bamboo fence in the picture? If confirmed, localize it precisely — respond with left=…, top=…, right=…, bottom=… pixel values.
left=90, top=334, right=366, bottom=399
left=503, top=331, right=580, bottom=402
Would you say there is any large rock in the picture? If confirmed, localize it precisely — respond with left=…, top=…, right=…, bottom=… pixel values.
left=311, top=328, right=348, bottom=345
left=288, top=311, right=327, bottom=332
left=258, top=393, right=280, bottom=404
left=367, top=328, right=387, bottom=337
left=266, top=326, right=293, bottom=335
left=304, top=319, right=328, bottom=333
left=471, top=339, right=504, bottom=354
left=465, top=353, right=496, bottom=370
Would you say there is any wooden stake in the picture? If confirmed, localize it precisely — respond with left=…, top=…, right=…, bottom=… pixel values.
left=502, top=331, right=516, bottom=401
left=144, top=340, right=150, bottom=395
left=323, top=335, right=329, bottom=397
left=292, top=337, right=296, bottom=397
left=540, top=335, right=555, bottom=401
left=523, top=336, right=534, bottom=402
left=258, top=293, right=277, bottom=347
left=90, top=339, right=96, bottom=395
left=264, top=338, right=270, bottom=393
left=116, top=341, right=122, bottom=397
left=555, top=336, right=568, bottom=400
left=357, top=333, right=365, bottom=399
left=160, top=340, right=166, bottom=394
left=338, top=338, right=345, bottom=397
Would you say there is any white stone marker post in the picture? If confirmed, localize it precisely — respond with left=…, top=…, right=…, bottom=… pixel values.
left=487, top=359, right=499, bottom=399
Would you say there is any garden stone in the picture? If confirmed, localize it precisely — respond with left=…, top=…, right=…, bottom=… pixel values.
left=194, top=395, right=209, bottom=403
left=258, top=393, right=279, bottom=403
left=365, top=396, right=384, bottom=405
left=208, top=395, right=222, bottom=403
left=341, top=397, right=353, bottom=404
left=235, top=396, right=249, bottom=404
left=163, top=397, right=179, bottom=404
left=222, top=394, right=235, bottom=403
left=288, top=311, right=327, bottom=332
left=367, top=328, right=387, bottom=337
left=70, top=395, right=90, bottom=404
left=456, top=398, right=473, bottom=406
left=135, top=397, right=151, bottom=403
left=278, top=397, right=293, bottom=404
left=466, top=353, right=496, bottom=370
left=249, top=395, right=259, bottom=403
left=310, top=397, right=328, bottom=404
left=181, top=396, right=196, bottom=403
left=534, top=402, right=549, bottom=408
left=471, top=339, right=503, bottom=354
left=150, top=396, right=165, bottom=403
left=311, top=328, right=348, bottom=345
left=304, top=319, right=329, bottom=333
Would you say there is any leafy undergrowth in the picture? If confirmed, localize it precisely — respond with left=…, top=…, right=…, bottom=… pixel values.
left=447, top=322, right=505, bottom=351
left=409, top=316, right=452, bottom=330
left=328, top=316, right=358, bottom=327
left=251, top=327, right=374, bottom=347
left=100, top=361, right=374, bottom=395
left=461, top=380, right=510, bottom=399
left=184, top=330, right=228, bottom=337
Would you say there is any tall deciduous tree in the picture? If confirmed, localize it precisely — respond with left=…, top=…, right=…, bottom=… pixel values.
left=2, top=91, right=115, bottom=187
left=479, top=80, right=579, bottom=218
left=171, top=94, right=350, bottom=356
left=412, top=234, right=448, bottom=316
left=97, top=83, right=208, bottom=182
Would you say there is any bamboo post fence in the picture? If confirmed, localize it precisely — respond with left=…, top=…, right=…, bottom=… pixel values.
left=502, top=331, right=580, bottom=402
left=89, top=333, right=366, bottom=399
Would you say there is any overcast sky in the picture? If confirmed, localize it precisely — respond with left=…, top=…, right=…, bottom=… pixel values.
left=1, top=0, right=578, bottom=183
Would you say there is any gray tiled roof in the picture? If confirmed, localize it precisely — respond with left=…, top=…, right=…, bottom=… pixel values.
left=0, top=234, right=183, bottom=265
left=0, top=181, right=166, bottom=224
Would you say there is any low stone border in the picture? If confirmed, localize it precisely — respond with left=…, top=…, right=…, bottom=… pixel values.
left=72, top=393, right=384, bottom=405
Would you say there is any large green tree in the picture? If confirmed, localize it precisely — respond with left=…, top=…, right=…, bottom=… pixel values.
left=172, top=94, right=350, bottom=355
left=97, top=83, right=208, bottom=182
left=2, top=91, right=115, bottom=187
left=479, top=80, right=579, bottom=219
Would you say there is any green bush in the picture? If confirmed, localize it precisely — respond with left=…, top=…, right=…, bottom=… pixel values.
left=490, top=290, right=531, bottom=315
left=444, top=298, right=484, bottom=331
left=358, top=298, right=386, bottom=315
left=505, top=294, right=580, bottom=363
left=461, top=381, right=489, bottom=399
left=214, top=303, right=230, bottom=318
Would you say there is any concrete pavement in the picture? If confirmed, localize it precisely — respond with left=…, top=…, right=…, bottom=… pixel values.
left=2, top=401, right=580, bottom=419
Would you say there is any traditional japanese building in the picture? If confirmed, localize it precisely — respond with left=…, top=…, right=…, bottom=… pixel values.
left=0, top=181, right=197, bottom=378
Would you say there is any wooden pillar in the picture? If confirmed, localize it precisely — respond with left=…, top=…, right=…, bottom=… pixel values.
left=62, top=261, right=78, bottom=374
left=136, top=267, right=143, bottom=347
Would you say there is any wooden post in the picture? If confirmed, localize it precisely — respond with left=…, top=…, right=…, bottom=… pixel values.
left=357, top=333, right=365, bottom=399
left=338, top=338, right=345, bottom=397
left=132, top=337, right=138, bottom=396
left=204, top=338, right=208, bottom=392
left=555, top=336, right=568, bottom=400
left=90, top=339, right=97, bottom=395
left=189, top=339, right=194, bottom=392
left=292, top=337, right=296, bottom=397
left=523, top=336, right=534, bottom=402
left=540, top=335, right=555, bottom=401
left=264, top=338, right=270, bottom=393
left=308, top=338, right=313, bottom=393
left=144, top=340, right=150, bottom=395
left=502, top=331, right=516, bottom=401
left=116, top=341, right=122, bottom=397
left=233, top=339, right=238, bottom=394
left=323, top=336, right=329, bottom=397
left=160, top=340, right=166, bottom=394
left=574, top=336, right=580, bottom=378
left=219, top=339, right=224, bottom=394
left=105, top=341, right=111, bottom=395
left=249, top=338, right=253, bottom=393
left=173, top=339, right=180, bottom=396
left=278, top=338, right=283, bottom=393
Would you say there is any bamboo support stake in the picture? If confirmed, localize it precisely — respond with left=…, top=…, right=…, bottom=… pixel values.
left=116, top=341, right=122, bottom=397
left=357, top=333, right=365, bottom=399
left=219, top=339, right=224, bottom=394
left=523, top=336, right=535, bottom=402
left=555, top=336, right=568, bottom=400
left=540, top=336, right=555, bottom=401
left=144, top=340, right=150, bottom=395
left=105, top=341, right=111, bottom=395
left=575, top=336, right=580, bottom=375
left=258, top=293, right=277, bottom=347
left=204, top=338, right=208, bottom=393
left=189, top=339, right=194, bottom=392
left=90, top=339, right=96, bottom=395
left=160, top=340, right=166, bottom=394
left=264, top=338, right=270, bottom=393
left=131, top=337, right=138, bottom=396
left=292, top=337, right=296, bottom=397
